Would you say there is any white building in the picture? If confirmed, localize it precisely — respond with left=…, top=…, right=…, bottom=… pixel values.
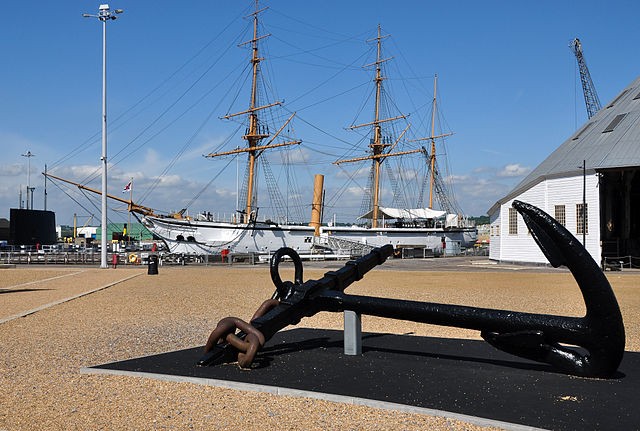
left=489, top=75, right=640, bottom=266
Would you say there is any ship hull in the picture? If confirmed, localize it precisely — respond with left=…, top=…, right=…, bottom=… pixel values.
left=141, top=215, right=477, bottom=256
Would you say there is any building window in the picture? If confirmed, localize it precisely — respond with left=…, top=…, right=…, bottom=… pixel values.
left=554, top=205, right=566, bottom=226
left=576, top=203, right=588, bottom=235
left=508, top=208, right=518, bottom=235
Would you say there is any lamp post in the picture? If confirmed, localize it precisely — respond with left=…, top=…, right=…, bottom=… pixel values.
left=83, top=4, right=123, bottom=268
left=21, top=151, right=35, bottom=210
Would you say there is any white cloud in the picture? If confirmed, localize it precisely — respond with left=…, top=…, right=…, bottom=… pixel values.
left=0, top=164, right=24, bottom=176
left=498, top=163, right=530, bottom=178
left=155, top=174, right=183, bottom=187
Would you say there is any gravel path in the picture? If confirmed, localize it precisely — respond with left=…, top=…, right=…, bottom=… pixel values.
left=1, top=263, right=638, bottom=430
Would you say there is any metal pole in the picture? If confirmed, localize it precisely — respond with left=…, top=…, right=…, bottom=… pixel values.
left=583, top=160, right=586, bottom=248
left=21, top=151, right=34, bottom=210
left=85, top=5, right=123, bottom=267
left=100, top=16, right=108, bottom=268
left=44, top=164, right=47, bottom=210
left=27, top=154, right=31, bottom=210
left=28, top=155, right=31, bottom=210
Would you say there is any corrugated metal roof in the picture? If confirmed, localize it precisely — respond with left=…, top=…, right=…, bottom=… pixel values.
left=489, top=75, right=640, bottom=214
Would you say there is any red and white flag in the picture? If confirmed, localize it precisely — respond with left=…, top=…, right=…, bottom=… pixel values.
left=122, top=181, right=132, bottom=193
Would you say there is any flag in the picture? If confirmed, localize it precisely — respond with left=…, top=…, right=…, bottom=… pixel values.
left=122, top=181, right=132, bottom=193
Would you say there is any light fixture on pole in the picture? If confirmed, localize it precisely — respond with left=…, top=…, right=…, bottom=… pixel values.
left=21, top=151, right=35, bottom=210
left=83, top=4, right=123, bottom=268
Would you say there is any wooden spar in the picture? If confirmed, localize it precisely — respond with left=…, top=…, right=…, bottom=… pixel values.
left=407, top=132, right=454, bottom=142
left=205, top=140, right=300, bottom=158
left=429, top=75, right=438, bottom=209
left=333, top=148, right=423, bottom=165
left=220, top=101, right=281, bottom=120
left=256, top=112, right=299, bottom=157
left=44, top=172, right=156, bottom=216
left=347, top=114, right=406, bottom=130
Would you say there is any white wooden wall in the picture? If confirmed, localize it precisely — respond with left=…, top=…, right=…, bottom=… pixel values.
left=489, top=174, right=601, bottom=264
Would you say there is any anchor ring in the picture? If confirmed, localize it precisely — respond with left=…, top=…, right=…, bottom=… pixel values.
left=269, top=247, right=304, bottom=300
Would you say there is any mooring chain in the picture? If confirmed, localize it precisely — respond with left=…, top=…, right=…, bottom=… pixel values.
left=203, top=297, right=280, bottom=368
left=203, top=248, right=304, bottom=368
left=203, top=317, right=264, bottom=368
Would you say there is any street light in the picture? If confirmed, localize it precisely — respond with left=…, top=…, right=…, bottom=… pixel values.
left=21, top=151, right=35, bottom=210
left=83, top=4, right=123, bottom=268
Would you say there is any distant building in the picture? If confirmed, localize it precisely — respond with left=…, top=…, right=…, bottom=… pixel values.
left=489, top=75, right=640, bottom=266
left=9, top=208, right=57, bottom=245
left=94, top=222, right=155, bottom=242
left=0, top=218, right=9, bottom=242
left=56, top=222, right=155, bottom=244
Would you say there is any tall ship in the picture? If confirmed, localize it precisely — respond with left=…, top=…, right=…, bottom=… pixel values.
left=48, top=1, right=476, bottom=257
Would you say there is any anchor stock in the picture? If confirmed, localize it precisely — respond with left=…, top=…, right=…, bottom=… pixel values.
left=199, top=201, right=625, bottom=378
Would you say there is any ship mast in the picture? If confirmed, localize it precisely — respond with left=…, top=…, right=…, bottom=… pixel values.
left=335, top=25, right=421, bottom=228
left=408, top=74, right=453, bottom=209
left=244, top=1, right=265, bottom=222
left=370, top=25, right=386, bottom=227
left=428, top=75, right=438, bottom=209
left=205, top=0, right=300, bottom=224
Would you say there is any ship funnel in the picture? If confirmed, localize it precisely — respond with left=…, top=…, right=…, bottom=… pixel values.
left=309, top=174, right=324, bottom=236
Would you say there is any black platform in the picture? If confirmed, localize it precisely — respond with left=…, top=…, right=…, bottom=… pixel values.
left=89, top=329, right=638, bottom=431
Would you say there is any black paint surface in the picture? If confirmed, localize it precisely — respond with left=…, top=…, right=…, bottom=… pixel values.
left=91, top=329, right=638, bottom=431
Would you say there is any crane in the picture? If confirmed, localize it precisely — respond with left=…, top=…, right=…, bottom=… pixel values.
left=570, top=38, right=602, bottom=119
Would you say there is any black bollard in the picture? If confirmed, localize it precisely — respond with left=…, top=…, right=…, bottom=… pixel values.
left=148, top=254, right=159, bottom=275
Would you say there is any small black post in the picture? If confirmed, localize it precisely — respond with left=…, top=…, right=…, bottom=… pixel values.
left=148, top=254, right=159, bottom=275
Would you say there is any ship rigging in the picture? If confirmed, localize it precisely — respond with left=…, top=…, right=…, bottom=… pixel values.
left=44, top=0, right=476, bottom=256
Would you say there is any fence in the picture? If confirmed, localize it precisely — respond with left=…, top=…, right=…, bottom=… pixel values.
left=602, top=255, right=640, bottom=270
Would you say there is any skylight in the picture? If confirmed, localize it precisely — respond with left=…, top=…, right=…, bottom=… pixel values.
left=572, top=122, right=594, bottom=140
left=606, top=89, right=629, bottom=108
left=602, top=113, right=627, bottom=133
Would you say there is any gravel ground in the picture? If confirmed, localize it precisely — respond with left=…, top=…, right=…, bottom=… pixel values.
left=1, top=261, right=638, bottom=430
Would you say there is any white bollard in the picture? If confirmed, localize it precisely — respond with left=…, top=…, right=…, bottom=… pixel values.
left=343, top=310, right=362, bottom=355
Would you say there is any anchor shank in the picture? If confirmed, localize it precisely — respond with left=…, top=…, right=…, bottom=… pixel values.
left=316, top=292, right=586, bottom=342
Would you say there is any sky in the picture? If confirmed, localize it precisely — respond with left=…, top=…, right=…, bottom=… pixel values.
left=1, top=0, right=640, bottom=227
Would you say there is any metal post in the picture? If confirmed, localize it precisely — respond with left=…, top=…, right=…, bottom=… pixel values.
left=582, top=160, right=586, bottom=248
left=343, top=310, right=362, bottom=355
left=44, top=164, right=47, bottom=210
left=21, top=151, right=34, bottom=210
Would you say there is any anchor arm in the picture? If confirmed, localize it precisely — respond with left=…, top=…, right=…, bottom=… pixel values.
left=485, top=201, right=626, bottom=377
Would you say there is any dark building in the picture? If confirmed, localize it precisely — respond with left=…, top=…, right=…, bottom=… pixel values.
left=9, top=208, right=57, bottom=245
left=0, top=218, right=9, bottom=242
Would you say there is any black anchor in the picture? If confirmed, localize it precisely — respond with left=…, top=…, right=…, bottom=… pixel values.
left=199, top=200, right=625, bottom=378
